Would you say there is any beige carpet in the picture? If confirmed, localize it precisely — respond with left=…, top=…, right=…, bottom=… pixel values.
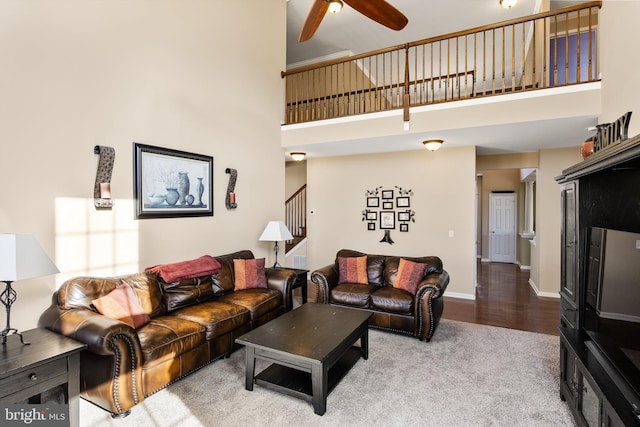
left=79, top=319, right=576, bottom=427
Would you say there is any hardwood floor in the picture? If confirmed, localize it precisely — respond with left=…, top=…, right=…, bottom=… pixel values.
left=442, top=260, right=561, bottom=336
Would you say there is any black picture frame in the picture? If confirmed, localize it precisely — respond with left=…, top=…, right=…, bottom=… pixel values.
left=367, top=197, right=380, bottom=208
left=400, top=223, right=409, bottom=232
left=133, top=143, right=213, bottom=219
left=380, top=211, right=395, bottom=229
left=382, top=201, right=393, bottom=210
left=366, top=211, right=377, bottom=221
left=398, top=212, right=410, bottom=221
left=396, top=196, right=410, bottom=208
left=381, top=190, right=394, bottom=199
left=367, top=222, right=376, bottom=231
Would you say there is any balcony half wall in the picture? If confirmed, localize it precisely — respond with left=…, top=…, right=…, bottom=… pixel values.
left=282, top=82, right=601, bottom=157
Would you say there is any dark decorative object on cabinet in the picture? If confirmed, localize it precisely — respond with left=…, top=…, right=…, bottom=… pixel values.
left=556, top=128, right=640, bottom=427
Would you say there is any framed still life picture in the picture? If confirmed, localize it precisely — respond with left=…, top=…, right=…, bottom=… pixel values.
left=133, top=143, right=214, bottom=219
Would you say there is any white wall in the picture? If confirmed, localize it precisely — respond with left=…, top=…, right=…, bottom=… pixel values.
left=285, top=160, right=307, bottom=198
left=531, top=147, right=582, bottom=297
left=0, top=0, right=287, bottom=330
left=599, top=1, right=640, bottom=135
left=306, top=146, right=477, bottom=298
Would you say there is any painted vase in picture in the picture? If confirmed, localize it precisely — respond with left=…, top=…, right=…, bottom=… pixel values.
left=197, top=177, right=204, bottom=206
left=165, top=188, right=179, bottom=206
left=178, top=172, right=190, bottom=205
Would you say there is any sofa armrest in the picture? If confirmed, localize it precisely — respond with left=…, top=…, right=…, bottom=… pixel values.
left=310, top=264, right=339, bottom=304
left=415, top=270, right=449, bottom=299
left=39, top=304, right=141, bottom=355
left=265, top=268, right=296, bottom=311
left=413, top=270, right=449, bottom=341
left=39, top=304, right=145, bottom=415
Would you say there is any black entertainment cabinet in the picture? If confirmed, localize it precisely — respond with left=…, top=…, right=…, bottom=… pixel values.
left=556, top=131, right=640, bottom=427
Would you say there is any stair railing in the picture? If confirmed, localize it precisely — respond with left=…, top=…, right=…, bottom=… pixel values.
left=285, top=184, right=306, bottom=252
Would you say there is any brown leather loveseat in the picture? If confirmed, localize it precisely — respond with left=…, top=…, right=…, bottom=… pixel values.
left=38, top=250, right=295, bottom=417
left=311, top=249, right=449, bottom=342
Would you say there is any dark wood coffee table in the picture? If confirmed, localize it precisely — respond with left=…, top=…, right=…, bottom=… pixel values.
left=235, top=303, right=372, bottom=415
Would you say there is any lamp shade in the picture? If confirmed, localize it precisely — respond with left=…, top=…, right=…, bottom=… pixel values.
left=328, top=0, right=343, bottom=14
left=0, top=234, right=59, bottom=282
left=259, top=221, right=293, bottom=242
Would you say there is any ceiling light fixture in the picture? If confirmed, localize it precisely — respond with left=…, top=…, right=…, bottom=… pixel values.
left=423, top=139, right=444, bottom=151
left=290, top=152, right=306, bottom=161
left=500, top=0, right=517, bottom=9
left=327, top=0, right=343, bottom=14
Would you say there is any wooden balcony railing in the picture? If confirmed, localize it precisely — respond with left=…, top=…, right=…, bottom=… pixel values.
left=285, top=184, right=306, bottom=252
left=282, top=1, right=601, bottom=125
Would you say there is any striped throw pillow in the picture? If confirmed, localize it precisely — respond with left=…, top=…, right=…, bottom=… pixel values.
left=233, top=258, right=267, bottom=290
left=338, top=256, right=369, bottom=285
left=92, top=285, right=150, bottom=329
left=393, top=258, right=428, bottom=295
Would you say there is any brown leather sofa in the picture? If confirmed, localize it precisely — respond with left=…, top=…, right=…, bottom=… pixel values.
left=311, top=249, right=449, bottom=342
left=38, top=250, right=295, bottom=417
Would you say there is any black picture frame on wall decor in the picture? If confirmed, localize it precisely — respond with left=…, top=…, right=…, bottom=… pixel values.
left=396, top=196, right=410, bottom=208
left=133, top=143, right=214, bottom=219
left=380, top=211, right=395, bottom=229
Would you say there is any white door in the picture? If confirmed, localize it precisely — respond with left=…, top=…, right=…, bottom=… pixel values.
left=489, top=193, right=516, bottom=263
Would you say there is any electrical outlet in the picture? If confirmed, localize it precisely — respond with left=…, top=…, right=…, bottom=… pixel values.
left=448, top=230, right=454, bottom=238
left=636, top=239, right=640, bottom=250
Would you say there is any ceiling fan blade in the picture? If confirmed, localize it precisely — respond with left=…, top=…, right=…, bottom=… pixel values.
left=344, top=0, right=408, bottom=31
left=298, top=0, right=330, bottom=42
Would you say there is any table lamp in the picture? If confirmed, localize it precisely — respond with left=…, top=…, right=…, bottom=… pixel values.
left=258, top=221, right=293, bottom=268
left=0, top=234, right=59, bottom=345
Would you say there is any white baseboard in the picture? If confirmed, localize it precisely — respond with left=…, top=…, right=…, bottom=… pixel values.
left=445, top=291, right=476, bottom=300
left=519, top=265, right=531, bottom=271
left=528, top=279, right=560, bottom=298
left=480, top=258, right=491, bottom=263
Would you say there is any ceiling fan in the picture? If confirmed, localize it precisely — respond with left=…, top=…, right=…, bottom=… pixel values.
left=298, top=0, right=408, bottom=42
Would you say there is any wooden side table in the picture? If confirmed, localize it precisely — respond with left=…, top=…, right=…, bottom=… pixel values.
left=276, top=267, right=309, bottom=304
left=0, top=328, right=86, bottom=427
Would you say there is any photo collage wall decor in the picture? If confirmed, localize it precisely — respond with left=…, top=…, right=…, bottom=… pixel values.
left=362, top=186, right=415, bottom=244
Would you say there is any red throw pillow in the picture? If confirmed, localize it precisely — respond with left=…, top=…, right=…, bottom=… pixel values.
left=338, top=256, right=369, bottom=285
left=234, top=258, right=267, bottom=290
left=393, top=258, right=428, bottom=295
left=92, top=285, right=151, bottom=329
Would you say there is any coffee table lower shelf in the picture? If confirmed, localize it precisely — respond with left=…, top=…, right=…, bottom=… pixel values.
left=254, top=346, right=362, bottom=404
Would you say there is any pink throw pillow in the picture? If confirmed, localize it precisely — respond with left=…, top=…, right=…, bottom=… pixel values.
left=233, top=258, right=268, bottom=290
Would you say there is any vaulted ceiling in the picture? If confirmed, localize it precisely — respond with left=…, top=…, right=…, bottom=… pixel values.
left=283, top=0, right=598, bottom=157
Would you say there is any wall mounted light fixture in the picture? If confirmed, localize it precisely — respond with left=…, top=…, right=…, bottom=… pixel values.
left=423, top=139, right=444, bottom=151
left=94, top=145, right=115, bottom=209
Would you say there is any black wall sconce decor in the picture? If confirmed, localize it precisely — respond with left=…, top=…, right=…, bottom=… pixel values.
left=225, top=168, right=237, bottom=209
left=94, top=145, right=115, bottom=209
